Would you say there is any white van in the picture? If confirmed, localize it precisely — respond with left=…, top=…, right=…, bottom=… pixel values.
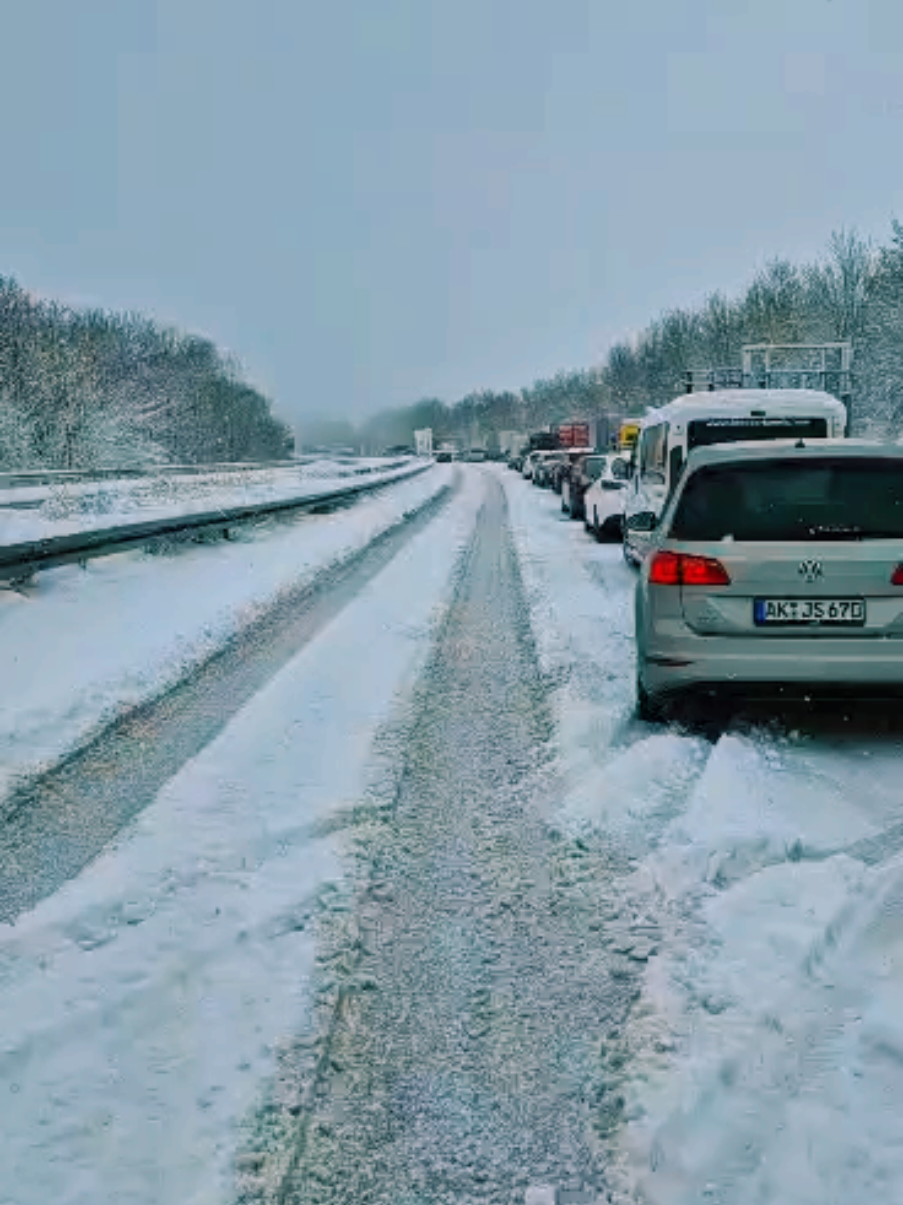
left=622, top=388, right=847, bottom=566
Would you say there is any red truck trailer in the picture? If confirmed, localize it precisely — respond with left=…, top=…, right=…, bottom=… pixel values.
left=555, top=420, right=592, bottom=449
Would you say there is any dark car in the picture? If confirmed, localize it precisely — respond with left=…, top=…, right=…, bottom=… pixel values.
left=435, top=450, right=452, bottom=463
left=560, top=453, right=608, bottom=520
left=550, top=448, right=593, bottom=495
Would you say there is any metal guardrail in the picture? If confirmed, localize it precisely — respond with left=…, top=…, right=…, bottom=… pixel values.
left=0, top=461, right=430, bottom=585
left=0, top=457, right=413, bottom=492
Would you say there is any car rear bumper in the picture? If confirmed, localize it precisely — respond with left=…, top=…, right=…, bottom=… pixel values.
left=641, top=632, right=903, bottom=698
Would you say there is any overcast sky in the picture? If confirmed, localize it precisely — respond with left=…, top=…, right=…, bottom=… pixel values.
left=0, top=0, right=901, bottom=430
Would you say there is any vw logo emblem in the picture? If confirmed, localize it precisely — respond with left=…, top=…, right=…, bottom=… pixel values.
left=798, top=559, right=823, bottom=582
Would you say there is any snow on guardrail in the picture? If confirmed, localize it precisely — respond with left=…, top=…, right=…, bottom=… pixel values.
left=0, top=459, right=429, bottom=583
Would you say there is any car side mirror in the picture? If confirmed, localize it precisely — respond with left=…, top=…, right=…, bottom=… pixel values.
left=626, top=511, right=658, bottom=532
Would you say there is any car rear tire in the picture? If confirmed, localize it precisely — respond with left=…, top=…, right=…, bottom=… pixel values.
left=564, top=479, right=578, bottom=518
left=598, top=514, right=620, bottom=543
left=636, top=677, right=667, bottom=723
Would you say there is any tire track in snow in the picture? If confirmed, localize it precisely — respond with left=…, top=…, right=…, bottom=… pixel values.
left=0, top=477, right=457, bottom=923
left=240, top=473, right=637, bottom=1205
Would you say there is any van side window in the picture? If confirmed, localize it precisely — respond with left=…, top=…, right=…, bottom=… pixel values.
left=639, top=424, right=667, bottom=485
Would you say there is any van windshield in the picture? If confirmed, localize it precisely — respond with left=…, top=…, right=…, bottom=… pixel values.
left=686, top=416, right=829, bottom=449
left=670, top=458, right=903, bottom=541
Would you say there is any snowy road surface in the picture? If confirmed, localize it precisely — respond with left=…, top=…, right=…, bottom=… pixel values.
left=0, top=467, right=478, bottom=1205
left=2, top=464, right=903, bottom=1204
left=0, top=465, right=450, bottom=808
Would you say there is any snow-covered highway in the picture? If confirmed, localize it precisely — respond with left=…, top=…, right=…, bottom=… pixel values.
left=2, top=463, right=903, bottom=1205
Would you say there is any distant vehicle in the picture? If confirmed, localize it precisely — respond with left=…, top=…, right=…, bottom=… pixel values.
left=466, top=448, right=487, bottom=463
left=582, top=453, right=633, bottom=541
left=622, top=389, right=848, bottom=567
left=618, top=421, right=641, bottom=453
left=532, top=451, right=567, bottom=488
left=560, top=453, right=609, bottom=520
left=435, top=450, right=452, bottom=463
left=382, top=444, right=415, bottom=456
left=633, top=439, right=903, bottom=722
left=527, top=431, right=559, bottom=454
left=522, top=450, right=544, bottom=480
left=498, top=430, right=528, bottom=459
left=550, top=447, right=594, bottom=495
left=555, top=420, right=592, bottom=449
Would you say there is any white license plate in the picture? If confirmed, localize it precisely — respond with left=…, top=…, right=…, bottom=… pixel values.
left=753, top=598, right=866, bottom=626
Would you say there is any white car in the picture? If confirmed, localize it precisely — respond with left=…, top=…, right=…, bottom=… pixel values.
left=522, top=451, right=542, bottom=480
left=582, top=452, right=632, bottom=541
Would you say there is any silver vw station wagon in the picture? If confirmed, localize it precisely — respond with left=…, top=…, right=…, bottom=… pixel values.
left=633, top=439, right=903, bottom=720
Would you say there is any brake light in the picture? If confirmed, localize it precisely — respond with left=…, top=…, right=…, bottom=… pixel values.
left=648, top=551, right=681, bottom=585
left=648, top=551, right=731, bottom=586
left=892, top=564, right=903, bottom=585
left=682, top=554, right=731, bottom=586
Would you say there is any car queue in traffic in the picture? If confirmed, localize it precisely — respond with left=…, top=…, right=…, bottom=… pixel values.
left=502, top=386, right=903, bottom=725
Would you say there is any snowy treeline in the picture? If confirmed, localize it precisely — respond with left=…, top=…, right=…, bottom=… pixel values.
left=0, top=277, right=294, bottom=470
left=355, top=223, right=903, bottom=448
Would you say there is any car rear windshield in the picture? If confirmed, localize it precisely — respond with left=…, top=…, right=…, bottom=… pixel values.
left=583, top=456, right=606, bottom=478
left=687, top=416, right=829, bottom=449
left=669, top=458, right=903, bottom=541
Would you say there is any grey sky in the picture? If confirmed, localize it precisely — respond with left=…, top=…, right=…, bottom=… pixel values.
left=0, top=0, right=901, bottom=430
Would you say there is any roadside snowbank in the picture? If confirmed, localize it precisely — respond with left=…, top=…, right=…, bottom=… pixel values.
left=611, top=734, right=903, bottom=1205
left=0, top=469, right=484, bottom=1205
left=0, top=465, right=448, bottom=806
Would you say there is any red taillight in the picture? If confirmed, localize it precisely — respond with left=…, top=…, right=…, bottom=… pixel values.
left=681, top=554, right=731, bottom=586
left=648, top=551, right=682, bottom=585
left=648, top=551, right=731, bottom=586
left=892, top=564, right=903, bottom=585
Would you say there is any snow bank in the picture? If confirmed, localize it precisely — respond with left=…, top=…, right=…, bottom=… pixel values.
left=611, top=735, right=903, bottom=1205
left=0, top=469, right=484, bottom=1205
left=0, top=466, right=449, bottom=807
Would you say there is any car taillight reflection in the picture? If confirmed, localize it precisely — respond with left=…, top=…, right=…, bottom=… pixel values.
left=648, top=551, right=731, bottom=586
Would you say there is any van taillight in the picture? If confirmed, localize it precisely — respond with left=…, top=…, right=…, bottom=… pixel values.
left=892, top=564, right=903, bottom=585
left=649, top=551, right=731, bottom=586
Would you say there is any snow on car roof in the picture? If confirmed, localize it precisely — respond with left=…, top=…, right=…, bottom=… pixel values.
left=642, top=388, right=846, bottom=426
left=685, top=437, right=902, bottom=468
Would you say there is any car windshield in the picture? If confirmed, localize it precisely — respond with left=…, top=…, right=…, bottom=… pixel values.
left=669, top=457, right=903, bottom=541
left=585, top=456, right=606, bottom=479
